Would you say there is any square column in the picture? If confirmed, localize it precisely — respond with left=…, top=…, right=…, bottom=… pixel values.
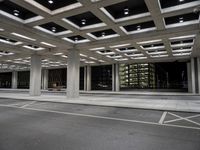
left=197, top=58, right=200, bottom=94
left=191, top=58, right=196, bottom=93
left=12, top=71, right=18, bottom=89
left=84, top=66, right=87, bottom=91
left=41, top=69, right=48, bottom=90
left=67, top=49, right=80, bottom=98
left=115, top=64, right=120, bottom=92
left=112, top=64, right=120, bottom=92
left=86, top=65, right=91, bottom=91
left=187, top=62, right=192, bottom=93
left=112, top=64, right=115, bottom=91
left=29, top=54, right=42, bottom=96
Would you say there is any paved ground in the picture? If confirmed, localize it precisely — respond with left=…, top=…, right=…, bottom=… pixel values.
left=0, top=88, right=197, bottom=96
left=0, top=98, right=200, bottom=150
left=0, top=91, right=200, bottom=112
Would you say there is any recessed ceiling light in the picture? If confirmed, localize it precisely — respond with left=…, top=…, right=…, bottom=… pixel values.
left=41, top=42, right=56, bottom=47
left=48, top=0, right=54, bottom=4
left=179, top=17, right=184, bottom=23
left=137, top=25, right=141, bottom=30
left=54, top=53, right=63, bottom=56
left=124, top=7, right=129, bottom=15
left=81, top=19, right=86, bottom=25
left=75, top=37, right=78, bottom=42
left=89, top=57, right=97, bottom=60
left=13, top=10, right=19, bottom=16
left=102, top=32, right=105, bottom=37
left=61, top=55, right=68, bottom=58
left=179, top=0, right=184, bottom=2
left=51, top=27, right=56, bottom=32
left=89, top=47, right=105, bottom=51
left=137, top=39, right=162, bottom=44
left=110, top=43, right=131, bottom=48
left=11, top=32, right=36, bottom=41
left=80, top=53, right=87, bottom=57
left=99, top=60, right=105, bottom=63
left=31, top=45, right=37, bottom=48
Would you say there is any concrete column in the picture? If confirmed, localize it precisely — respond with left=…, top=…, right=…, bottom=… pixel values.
left=84, top=66, right=87, bottom=91
left=86, top=65, right=91, bottom=91
left=115, top=64, right=120, bottom=92
left=112, top=64, right=115, bottom=91
left=12, top=71, right=18, bottom=89
left=112, top=64, right=120, bottom=92
left=191, top=58, right=196, bottom=93
left=187, top=62, right=192, bottom=93
left=67, top=49, right=80, bottom=98
left=29, top=54, right=42, bottom=96
left=197, top=58, right=200, bottom=94
left=42, top=69, right=48, bottom=90
left=41, top=70, right=44, bottom=89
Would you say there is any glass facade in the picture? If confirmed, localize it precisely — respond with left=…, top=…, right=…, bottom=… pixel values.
left=119, top=62, right=187, bottom=90
left=91, top=65, right=112, bottom=90
left=120, top=63, right=155, bottom=89
left=48, top=67, right=84, bottom=90
left=17, top=71, right=30, bottom=89
left=48, top=68, right=66, bottom=88
left=80, top=67, right=84, bottom=90
left=155, top=62, right=187, bottom=89
left=0, top=62, right=188, bottom=91
left=0, top=72, right=12, bottom=88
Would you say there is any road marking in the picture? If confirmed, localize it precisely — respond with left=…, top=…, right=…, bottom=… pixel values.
left=20, top=101, right=36, bottom=108
left=164, top=114, right=200, bottom=124
left=0, top=104, right=200, bottom=130
left=159, top=111, right=167, bottom=124
left=166, top=112, right=200, bottom=126
left=3, top=103, right=23, bottom=107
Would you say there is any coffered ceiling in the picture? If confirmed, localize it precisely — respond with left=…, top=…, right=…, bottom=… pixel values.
left=0, top=0, right=199, bottom=71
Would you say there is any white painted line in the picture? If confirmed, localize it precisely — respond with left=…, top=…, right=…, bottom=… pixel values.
left=159, top=111, right=167, bottom=124
left=24, top=107, right=159, bottom=125
left=3, top=103, right=24, bottom=107
left=164, top=114, right=200, bottom=124
left=167, top=112, right=200, bottom=126
left=0, top=104, right=22, bottom=108
left=164, top=123, right=200, bottom=130
left=0, top=104, right=200, bottom=130
left=20, top=101, right=37, bottom=108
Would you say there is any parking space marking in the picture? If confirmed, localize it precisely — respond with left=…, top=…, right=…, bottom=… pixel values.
left=0, top=102, right=24, bottom=107
left=164, top=112, right=200, bottom=126
left=164, top=114, right=200, bottom=124
left=20, top=101, right=37, bottom=108
left=0, top=104, right=200, bottom=130
left=159, top=111, right=167, bottom=124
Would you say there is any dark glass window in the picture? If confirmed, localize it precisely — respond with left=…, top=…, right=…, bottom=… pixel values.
left=48, top=68, right=66, bottom=88
left=0, top=72, right=12, bottom=88
left=17, top=71, right=30, bottom=89
left=155, top=62, right=187, bottom=89
left=80, top=67, right=84, bottom=90
left=91, top=65, right=112, bottom=90
left=48, top=67, right=84, bottom=90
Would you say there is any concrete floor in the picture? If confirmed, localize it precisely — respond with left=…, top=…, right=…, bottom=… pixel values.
left=0, top=90, right=200, bottom=112
left=0, top=98, right=200, bottom=150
